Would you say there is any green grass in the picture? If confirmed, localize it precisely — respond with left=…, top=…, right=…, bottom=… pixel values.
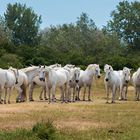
left=0, top=78, right=139, bottom=140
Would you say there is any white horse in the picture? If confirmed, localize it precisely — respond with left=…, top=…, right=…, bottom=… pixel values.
left=21, top=66, right=44, bottom=101
left=0, top=67, right=28, bottom=104
left=132, top=68, right=140, bottom=100
left=118, top=67, right=131, bottom=100
left=0, top=68, right=18, bottom=104
left=12, top=68, right=28, bottom=103
left=28, top=64, right=62, bottom=101
left=67, top=67, right=81, bottom=102
left=38, top=66, right=70, bottom=103
left=104, top=65, right=120, bottom=103
left=77, top=64, right=101, bottom=101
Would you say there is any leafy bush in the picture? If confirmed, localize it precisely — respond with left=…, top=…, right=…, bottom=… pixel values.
left=32, top=120, right=56, bottom=140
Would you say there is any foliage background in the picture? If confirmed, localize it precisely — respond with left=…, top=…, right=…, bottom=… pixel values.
left=0, top=1, right=140, bottom=70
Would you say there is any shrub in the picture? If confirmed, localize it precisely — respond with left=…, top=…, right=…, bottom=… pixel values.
left=32, top=120, right=56, bottom=140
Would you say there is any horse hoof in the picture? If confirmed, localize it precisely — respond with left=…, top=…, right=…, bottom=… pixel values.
left=111, top=101, right=115, bottom=104
left=83, top=99, right=85, bottom=101
left=29, top=99, right=34, bottom=102
left=88, top=99, right=92, bottom=102
left=4, top=101, right=6, bottom=104
left=0, top=101, right=3, bottom=104
left=106, top=101, right=109, bottom=104
left=8, top=101, right=10, bottom=104
left=40, top=98, right=43, bottom=100
left=45, top=98, right=48, bottom=100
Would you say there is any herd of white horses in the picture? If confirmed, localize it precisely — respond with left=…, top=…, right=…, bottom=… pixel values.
left=0, top=63, right=140, bottom=104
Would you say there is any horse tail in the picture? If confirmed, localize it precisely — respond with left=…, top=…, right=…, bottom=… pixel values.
left=21, top=77, right=28, bottom=102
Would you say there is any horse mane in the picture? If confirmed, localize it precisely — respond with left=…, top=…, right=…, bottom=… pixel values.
left=86, top=64, right=97, bottom=70
left=137, top=68, right=140, bottom=76
left=21, top=66, right=38, bottom=73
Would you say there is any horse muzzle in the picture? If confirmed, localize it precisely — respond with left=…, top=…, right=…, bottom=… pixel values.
left=75, top=80, right=79, bottom=83
left=105, top=78, right=109, bottom=82
left=39, top=78, right=45, bottom=82
left=97, top=75, right=101, bottom=79
left=15, top=80, right=18, bottom=84
left=125, top=80, right=129, bottom=83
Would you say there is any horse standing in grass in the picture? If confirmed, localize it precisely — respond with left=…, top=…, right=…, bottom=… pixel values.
left=0, top=67, right=28, bottom=104
left=76, top=64, right=101, bottom=101
left=0, top=68, right=18, bottom=104
left=21, top=66, right=44, bottom=101
left=118, top=67, right=131, bottom=100
left=67, top=67, right=81, bottom=102
left=104, top=65, right=120, bottom=103
left=38, top=66, right=70, bottom=103
left=132, top=68, right=140, bottom=101
left=12, top=68, right=28, bottom=103
left=28, top=64, right=62, bottom=101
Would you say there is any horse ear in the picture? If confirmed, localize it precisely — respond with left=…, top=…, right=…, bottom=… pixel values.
left=44, top=65, right=45, bottom=68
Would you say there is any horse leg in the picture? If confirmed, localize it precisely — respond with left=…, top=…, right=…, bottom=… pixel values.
left=68, top=87, right=71, bottom=102
left=77, top=87, right=81, bottom=101
left=15, top=86, right=23, bottom=103
left=52, top=85, right=56, bottom=102
left=64, top=83, right=69, bottom=103
left=29, top=82, right=35, bottom=101
left=124, top=86, right=128, bottom=101
left=39, top=86, right=44, bottom=100
left=83, top=86, right=86, bottom=101
left=0, top=86, right=3, bottom=104
left=135, top=86, right=138, bottom=101
left=105, top=86, right=109, bottom=103
left=8, top=87, right=12, bottom=104
left=73, top=87, right=76, bottom=102
left=60, top=86, right=64, bottom=103
left=111, top=86, right=116, bottom=103
left=48, top=87, right=51, bottom=103
left=44, top=86, right=47, bottom=100
left=4, top=88, right=8, bottom=104
left=88, top=85, right=92, bottom=101
left=138, top=87, right=140, bottom=101
left=119, top=85, right=123, bottom=101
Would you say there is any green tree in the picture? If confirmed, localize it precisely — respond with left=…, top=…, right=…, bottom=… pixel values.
left=0, top=16, right=12, bottom=44
left=4, top=3, right=42, bottom=46
left=108, top=1, right=140, bottom=49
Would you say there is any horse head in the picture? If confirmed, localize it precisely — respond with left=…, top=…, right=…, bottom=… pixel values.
left=123, top=67, right=131, bottom=83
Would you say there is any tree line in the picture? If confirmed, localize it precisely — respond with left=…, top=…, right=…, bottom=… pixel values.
left=0, top=1, right=140, bottom=70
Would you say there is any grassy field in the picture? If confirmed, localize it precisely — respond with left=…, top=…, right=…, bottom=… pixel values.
left=0, top=78, right=140, bottom=140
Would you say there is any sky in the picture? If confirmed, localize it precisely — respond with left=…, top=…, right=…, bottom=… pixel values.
left=0, top=0, right=135, bottom=29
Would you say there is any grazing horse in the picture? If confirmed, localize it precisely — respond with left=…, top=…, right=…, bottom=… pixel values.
left=104, top=65, right=120, bottom=103
left=38, top=66, right=70, bottom=103
left=132, top=68, right=140, bottom=100
left=118, top=67, right=131, bottom=100
left=77, top=64, right=101, bottom=101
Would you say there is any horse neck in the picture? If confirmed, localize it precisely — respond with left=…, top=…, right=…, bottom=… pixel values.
left=85, top=69, right=95, bottom=78
left=25, top=68, right=39, bottom=83
left=136, top=70, right=140, bottom=80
